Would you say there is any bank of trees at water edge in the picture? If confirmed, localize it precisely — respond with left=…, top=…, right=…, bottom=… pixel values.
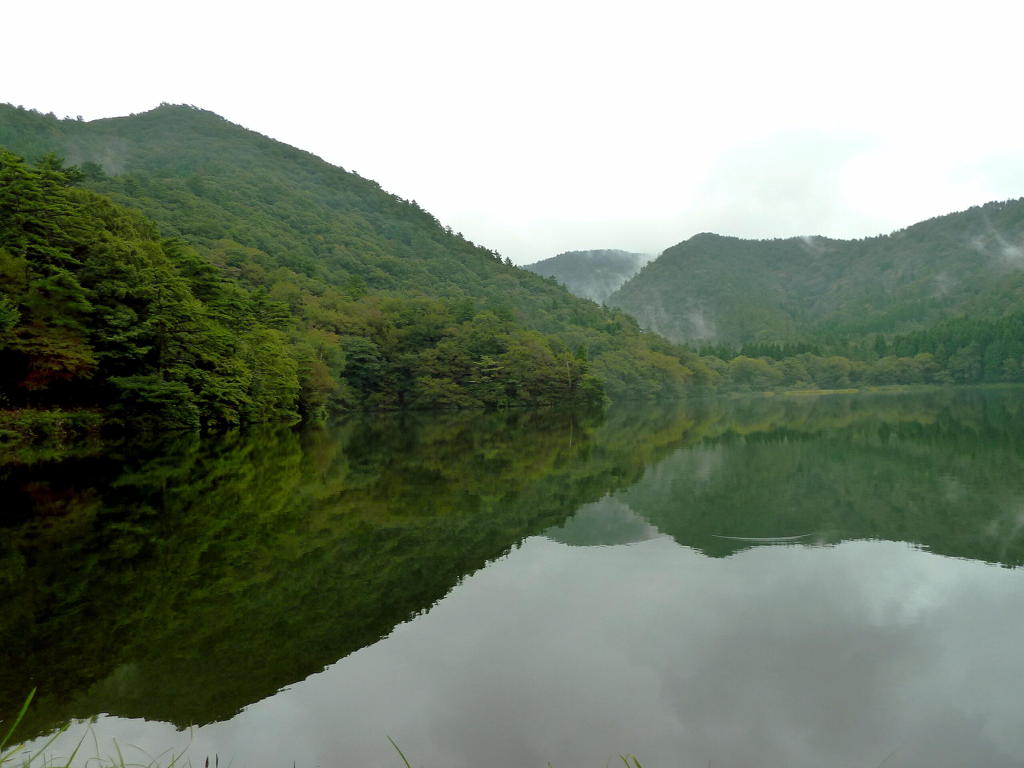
left=0, top=150, right=606, bottom=430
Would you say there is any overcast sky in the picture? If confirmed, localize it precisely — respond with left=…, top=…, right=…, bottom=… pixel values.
left=5, top=0, right=1024, bottom=264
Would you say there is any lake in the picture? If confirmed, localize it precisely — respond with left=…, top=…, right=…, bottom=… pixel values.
left=3, top=389, right=1024, bottom=767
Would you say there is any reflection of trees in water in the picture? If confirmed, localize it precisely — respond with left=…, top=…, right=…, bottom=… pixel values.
left=0, top=406, right=691, bottom=738
left=2, top=387, right=1023, bottom=739
left=616, top=389, right=1024, bottom=563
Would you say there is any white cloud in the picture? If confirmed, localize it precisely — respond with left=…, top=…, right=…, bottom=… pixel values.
left=3, top=0, right=1024, bottom=262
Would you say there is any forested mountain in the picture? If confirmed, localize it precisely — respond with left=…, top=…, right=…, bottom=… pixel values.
left=524, top=249, right=649, bottom=304
left=617, top=389, right=1024, bottom=565
left=4, top=102, right=1024, bottom=425
left=608, top=204, right=1024, bottom=347
left=0, top=104, right=713, bottom=426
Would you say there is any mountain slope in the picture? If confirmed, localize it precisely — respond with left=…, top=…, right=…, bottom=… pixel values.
left=608, top=203, right=1024, bottom=346
left=0, top=103, right=551, bottom=313
left=0, top=104, right=714, bottom=411
left=524, top=249, right=649, bottom=303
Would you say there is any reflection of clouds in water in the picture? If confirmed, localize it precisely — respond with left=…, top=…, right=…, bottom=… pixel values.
left=424, top=540, right=1024, bottom=768
left=32, top=538, right=1024, bottom=768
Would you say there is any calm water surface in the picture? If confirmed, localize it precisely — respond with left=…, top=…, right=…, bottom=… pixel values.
left=3, top=389, right=1024, bottom=767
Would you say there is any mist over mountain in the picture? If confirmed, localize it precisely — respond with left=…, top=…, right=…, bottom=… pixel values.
left=524, top=249, right=650, bottom=304
left=608, top=202, right=1024, bottom=346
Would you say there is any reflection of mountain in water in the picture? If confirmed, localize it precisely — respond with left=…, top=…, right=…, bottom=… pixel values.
left=544, top=389, right=1024, bottom=566
left=0, top=406, right=692, bottom=738
left=3, top=387, right=1024, bottom=740
left=617, top=390, right=1024, bottom=564
left=545, top=497, right=662, bottom=546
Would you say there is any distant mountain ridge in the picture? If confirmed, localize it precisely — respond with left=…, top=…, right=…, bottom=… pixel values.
left=607, top=202, right=1024, bottom=346
left=525, top=249, right=650, bottom=304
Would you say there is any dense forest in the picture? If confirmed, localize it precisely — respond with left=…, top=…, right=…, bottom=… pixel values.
left=3, top=102, right=1024, bottom=437
left=693, top=311, right=1024, bottom=390
left=576, top=206, right=1024, bottom=391
left=0, top=105, right=716, bottom=431
left=0, top=149, right=615, bottom=428
left=608, top=213, right=1024, bottom=347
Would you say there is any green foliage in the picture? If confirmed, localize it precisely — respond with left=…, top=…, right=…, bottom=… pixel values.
left=0, top=295, right=18, bottom=337
left=109, top=376, right=201, bottom=430
left=9, top=102, right=1018, bottom=418
left=0, top=148, right=626, bottom=427
left=0, top=149, right=306, bottom=426
left=610, top=207, right=1024, bottom=348
left=0, top=408, right=102, bottom=448
left=0, top=104, right=710, bottom=423
left=698, top=312, right=1024, bottom=391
